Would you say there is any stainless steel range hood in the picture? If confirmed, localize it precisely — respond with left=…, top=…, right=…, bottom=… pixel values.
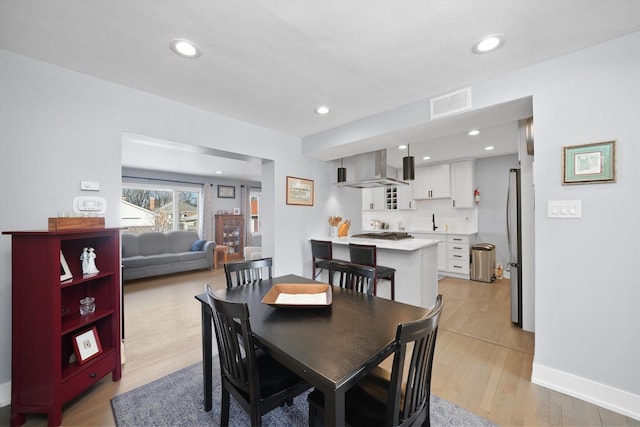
left=335, top=150, right=409, bottom=188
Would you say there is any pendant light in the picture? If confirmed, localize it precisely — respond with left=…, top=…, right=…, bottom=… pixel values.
left=337, top=158, right=347, bottom=182
left=402, top=144, right=415, bottom=181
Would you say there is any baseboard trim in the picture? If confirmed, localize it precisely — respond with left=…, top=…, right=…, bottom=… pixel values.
left=0, top=381, right=10, bottom=407
left=532, top=363, right=640, bottom=421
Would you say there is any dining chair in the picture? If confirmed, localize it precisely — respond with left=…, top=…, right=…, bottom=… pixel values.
left=307, top=294, right=444, bottom=427
left=205, top=284, right=311, bottom=427
left=327, top=260, right=375, bottom=296
left=310, top=239, right=345, bottom=280
left=349, top=243, right=396, bottom=300
left=224, top=257, right=273, bottom=288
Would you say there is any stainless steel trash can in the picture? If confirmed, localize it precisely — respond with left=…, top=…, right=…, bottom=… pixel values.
left=470, top=243, right=496, bottom=283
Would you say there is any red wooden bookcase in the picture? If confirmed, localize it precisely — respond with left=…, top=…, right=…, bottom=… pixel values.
left=3, top=228, right=121, bottom=426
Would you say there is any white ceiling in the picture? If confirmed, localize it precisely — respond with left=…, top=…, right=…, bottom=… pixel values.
left=2, top=1, right=639, bottom=178
left=386, top=120, right=520, bottom=170
left=121, top=133, right=265, bottom=182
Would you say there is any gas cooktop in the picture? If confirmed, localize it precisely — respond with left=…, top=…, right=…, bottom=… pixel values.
left=350, top=232, right=414, bottom=240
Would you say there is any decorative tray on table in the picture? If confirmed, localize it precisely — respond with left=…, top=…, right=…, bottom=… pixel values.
left=262, top=283, right=332, bottom=308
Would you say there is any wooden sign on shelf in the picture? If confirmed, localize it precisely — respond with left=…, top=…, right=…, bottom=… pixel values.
left=48, top=217, right=105, bottom=231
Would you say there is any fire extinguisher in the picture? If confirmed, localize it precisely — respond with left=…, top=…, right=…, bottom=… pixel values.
left=474, top=188, right=480, bottom=204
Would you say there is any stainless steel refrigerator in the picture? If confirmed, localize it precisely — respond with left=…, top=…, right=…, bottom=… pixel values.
left=507, top=168, right=523, bottom=327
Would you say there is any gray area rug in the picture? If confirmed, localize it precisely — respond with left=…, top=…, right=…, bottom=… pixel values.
left=111, top=361, right=496, bottom=426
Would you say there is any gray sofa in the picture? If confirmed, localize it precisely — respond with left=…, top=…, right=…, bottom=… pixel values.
left=122, top=231, right=215, bottom=281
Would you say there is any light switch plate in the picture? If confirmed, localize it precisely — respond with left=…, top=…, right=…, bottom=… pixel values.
left=80, top=181, right=100, bottom=191
left=548, top=200, right=581, bottom=218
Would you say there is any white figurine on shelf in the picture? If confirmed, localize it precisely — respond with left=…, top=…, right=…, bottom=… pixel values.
left=86, top=247, right=99, bottom=274
left=80, top=247, right=89, bottom=274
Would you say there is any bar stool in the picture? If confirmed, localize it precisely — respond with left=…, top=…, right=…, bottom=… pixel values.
left=310, top=239, right=345, bottom=280
left=348, top=243, right=396, bottom=300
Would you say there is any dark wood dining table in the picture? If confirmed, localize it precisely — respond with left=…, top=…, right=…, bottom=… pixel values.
left=195, top=274, right=430, bottom=426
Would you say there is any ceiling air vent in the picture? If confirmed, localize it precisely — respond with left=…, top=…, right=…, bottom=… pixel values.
left=430, top=87, right=472, bottom=119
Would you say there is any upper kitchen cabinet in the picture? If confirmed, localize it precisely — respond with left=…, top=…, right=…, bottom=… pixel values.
left=384, top=184, right=415, bottom=210
left=363, top=182, right=414, bottom=211
left=395, top=170, right=415, bottom=209
left=450, top=160, right=475, bottom=208
left=413, top=164, right=450, bottom=199
left=362, top=187, right=386, bottom=210
left=385, top=186, right=398, bottom=210
left=396, top=183, right=415, bottom=210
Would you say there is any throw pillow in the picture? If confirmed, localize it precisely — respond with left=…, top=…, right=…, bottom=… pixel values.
left=190, top=239, right=206, bottom=251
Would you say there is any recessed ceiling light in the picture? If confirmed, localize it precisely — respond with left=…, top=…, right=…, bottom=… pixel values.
left=315, top=106, right=331, bottom=114
left=398, top=145, right=407, bottom=150
left=215, top=171, right=222, bottom=174
left=485, top=146, right=495, bottom=151
left=472, top=34, right=506, bottom=54
left=468, top=129, right=480, bottom=136
left=170, top=38, right=201, bottom=58
left=422, top=156, right=431, bottom=160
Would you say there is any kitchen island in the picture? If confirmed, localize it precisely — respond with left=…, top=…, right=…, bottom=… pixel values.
left=320, top=236, right=440, bottom=309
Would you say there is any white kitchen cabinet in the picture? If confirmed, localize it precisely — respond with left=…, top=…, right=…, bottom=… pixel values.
left=450, top=160, right=475, bottom=208
left=362, top=187, right=386, bottom=210
left=412, top=233, right=446, bottom=271
left=412, top=168, right=430, bottom=199
left=396, top=183, right=415, bottom=210
left=385, top=172, right=414, bottom=210
left=413, top=164, right=450, bottom=200
left=386, top=171, right=414, bottom=210
left=432, top=234, right=447, bottom=271
left=385, top=186, right=397, bottom=210
left=411, top=232, right=476, bottom=279
left=446, top=234, right=471, bottom=279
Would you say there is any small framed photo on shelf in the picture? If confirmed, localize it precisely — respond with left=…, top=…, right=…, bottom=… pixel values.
left=233, top=208, right=240, bottom=215
left=562, top=140, right=616, bottom=185
left=286, top=176, right=314, bottom=206
left=72, top=326, right=103, bottom=365
left=218, top=185, right=236, bottom=198
left=60, top=250, right=72, bottom=282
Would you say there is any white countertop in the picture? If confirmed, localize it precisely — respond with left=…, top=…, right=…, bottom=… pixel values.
left=324, top=236, right=440, bottom=251
left=408, top=230, right=478, bottom=236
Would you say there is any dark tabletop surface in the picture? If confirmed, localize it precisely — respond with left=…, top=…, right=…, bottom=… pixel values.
left=197, top=274, right=430, bottom=392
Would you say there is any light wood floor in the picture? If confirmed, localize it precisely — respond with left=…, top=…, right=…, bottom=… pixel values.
left=1, top=269, right=637, bottom=426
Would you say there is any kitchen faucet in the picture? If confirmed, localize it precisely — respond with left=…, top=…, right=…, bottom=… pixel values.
left=432, top=213, right=438, bottom=231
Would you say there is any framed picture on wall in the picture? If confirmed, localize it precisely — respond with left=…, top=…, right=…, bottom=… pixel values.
left=562, top=140, right=616, bottom=185
left=218, top=185, right=235, bottom=198
left=286, top=176, right=314, bottom=206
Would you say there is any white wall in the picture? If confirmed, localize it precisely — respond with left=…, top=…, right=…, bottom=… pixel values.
left=475, top=33, right=640, bottom=415
left=526, top=41, right=639, bottom=415
left=475, top=154, right=520, bottom=271
left=0, top=50, right=338, bottom=398
left=302, top=32, right=640, bottom=419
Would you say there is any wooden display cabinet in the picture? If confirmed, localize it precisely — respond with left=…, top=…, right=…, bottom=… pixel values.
left=215, top=214, right=244, bottom=260
left=3, top=228, right=121, bottom=426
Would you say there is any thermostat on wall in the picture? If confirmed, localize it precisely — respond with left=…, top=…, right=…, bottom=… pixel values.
left=73, top=196, right=107, bottom=214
